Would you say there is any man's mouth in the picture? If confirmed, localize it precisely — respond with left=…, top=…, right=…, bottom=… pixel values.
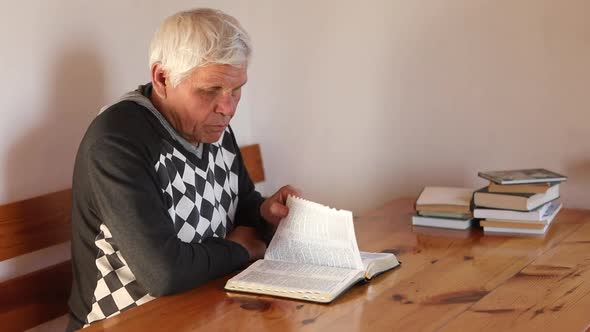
left=210, top=124, right=228, bottom=132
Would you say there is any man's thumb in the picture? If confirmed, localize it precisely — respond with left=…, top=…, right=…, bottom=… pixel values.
left=270, top=202, right=289, bottom=217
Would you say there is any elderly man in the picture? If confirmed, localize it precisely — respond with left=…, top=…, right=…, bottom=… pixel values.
left=67, top=8, right=298, bottom=330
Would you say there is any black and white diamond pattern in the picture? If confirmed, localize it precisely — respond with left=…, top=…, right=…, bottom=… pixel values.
left=155, top=131, right=240, bottom=243
left=85, top=130, right=242, bottom=325
left=85, top=224, right=154, bottom=325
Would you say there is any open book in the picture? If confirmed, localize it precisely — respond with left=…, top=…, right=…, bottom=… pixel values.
left=224, top=196, right=400, bottom=303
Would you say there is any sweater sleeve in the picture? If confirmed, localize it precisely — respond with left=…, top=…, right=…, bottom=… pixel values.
left=85, top=134, right=250, bottom=297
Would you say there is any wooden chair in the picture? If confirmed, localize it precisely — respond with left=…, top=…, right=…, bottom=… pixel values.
left=240, top=143, right=265, bottom=183
left=0, top=189, right=73, bottom=332
left=0, top=144, right=265, bottom=331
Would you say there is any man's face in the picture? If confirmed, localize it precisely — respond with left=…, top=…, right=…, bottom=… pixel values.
left=163, top=64, right=247, bottom=144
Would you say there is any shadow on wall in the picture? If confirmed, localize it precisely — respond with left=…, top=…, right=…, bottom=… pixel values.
left=565, top=160, right=590, bottom=209
left=567, top=160, right=590, bottom=183
left=4, top=46, right=104, bottom=201
left=395, top=166, right=474, bottom=196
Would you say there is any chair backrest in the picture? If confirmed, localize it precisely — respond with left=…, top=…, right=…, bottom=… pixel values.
left=0, top=144, right=266, bottom=331
left=240, top=144, right=266, bottom=184
left=0, top=189, right=73, bottom=332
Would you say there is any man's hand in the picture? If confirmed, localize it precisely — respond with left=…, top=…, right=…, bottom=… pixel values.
left=226, top=226, right=266, bottom=261
left=260, top=185, right=301, bottom=226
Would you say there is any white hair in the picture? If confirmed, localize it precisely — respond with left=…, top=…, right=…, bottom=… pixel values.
left=149, top=8, right=252, bottom=87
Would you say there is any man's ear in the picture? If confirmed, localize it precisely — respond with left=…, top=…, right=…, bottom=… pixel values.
left=151, top=63, right=169, bottom=99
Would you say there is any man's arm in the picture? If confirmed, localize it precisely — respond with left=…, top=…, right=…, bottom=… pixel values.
left=227, top=127, right=301, bottom=242
left=84, top=135, right=254, bottom=297
left=232, top=139, right=265, bottom=229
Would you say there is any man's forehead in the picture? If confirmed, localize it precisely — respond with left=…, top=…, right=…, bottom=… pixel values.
left=193, top=64, right=247, bottom=85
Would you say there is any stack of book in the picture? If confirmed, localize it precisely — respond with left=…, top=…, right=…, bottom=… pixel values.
left=413, top=187, right=474, bottom=230
left=474, top=168, right=567, bottom=235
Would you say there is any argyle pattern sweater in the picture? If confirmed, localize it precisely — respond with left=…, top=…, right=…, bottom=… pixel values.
left=68, top=90, right=264, bottom=329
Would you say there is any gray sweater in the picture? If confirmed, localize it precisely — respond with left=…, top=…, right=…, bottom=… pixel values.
left=67, top=84, right=265, bottom=330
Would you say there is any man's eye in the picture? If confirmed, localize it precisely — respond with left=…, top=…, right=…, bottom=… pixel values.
left=199, top=87, right=220, bottom=95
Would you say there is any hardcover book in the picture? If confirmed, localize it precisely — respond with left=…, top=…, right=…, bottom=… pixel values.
left=482, top=205, right=562, bottom=235
left=475, top=201, right=561, bottom=223
left=415, top=187, right=474, bottom=215
left=487, top=182, right=557, bottom=194
left=411, top=215, right=473, bottom=230
left=480, top=220, right=547, bottom=229
left=473, top=200, right=557, bottom=221
left=478, top=168, right=567, bottom=185
left=418, top=211, right=472, bottom=219
left=473, top=185, right=560, bottom=211
left=224, top=196, right=400, bottom=303
left=483, top=225, right=551, bottom=235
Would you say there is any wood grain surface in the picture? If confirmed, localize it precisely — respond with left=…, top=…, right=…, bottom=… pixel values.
left=1, top=261, right=72, bottom=332
left=0, top=188, right=71, bottom=261
left=83, top=198, right=590, bottom=332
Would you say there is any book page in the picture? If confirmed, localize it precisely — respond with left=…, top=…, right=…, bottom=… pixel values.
left=360, top=251, right=400, bottom=279
left=228, top=259, right=361, bottom=295
left=416, top=187, right=474, bottom=207
left=360, top=251, right=391, bottom=270
left=265, top=196, right=364, bottom=270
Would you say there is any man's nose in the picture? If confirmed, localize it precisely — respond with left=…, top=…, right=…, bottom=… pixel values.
left=215, top=93, right=235, bottom=117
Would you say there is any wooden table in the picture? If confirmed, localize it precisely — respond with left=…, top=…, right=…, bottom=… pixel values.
left=85, top=198, right=590, bottom=332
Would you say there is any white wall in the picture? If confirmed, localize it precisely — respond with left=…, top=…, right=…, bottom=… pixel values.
left=2, top=0, right=589, bottom=285
left=1, top=2, right=589, bottom=330
left=246, top=0, right=590, bottom=213
left=0, top=0, right=264, bottom=205
left=0, top=0, right=261, bottom=290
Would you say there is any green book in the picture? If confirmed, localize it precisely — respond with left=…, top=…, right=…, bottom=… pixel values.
left=418, top=211, right=472, bottom=219
left=478, top=168, right=567, bottom=185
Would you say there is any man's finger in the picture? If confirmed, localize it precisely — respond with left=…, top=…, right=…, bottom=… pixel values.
left=270, top=202, right=289, bottom=217
left=279, top=185, right=302, bottom=200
